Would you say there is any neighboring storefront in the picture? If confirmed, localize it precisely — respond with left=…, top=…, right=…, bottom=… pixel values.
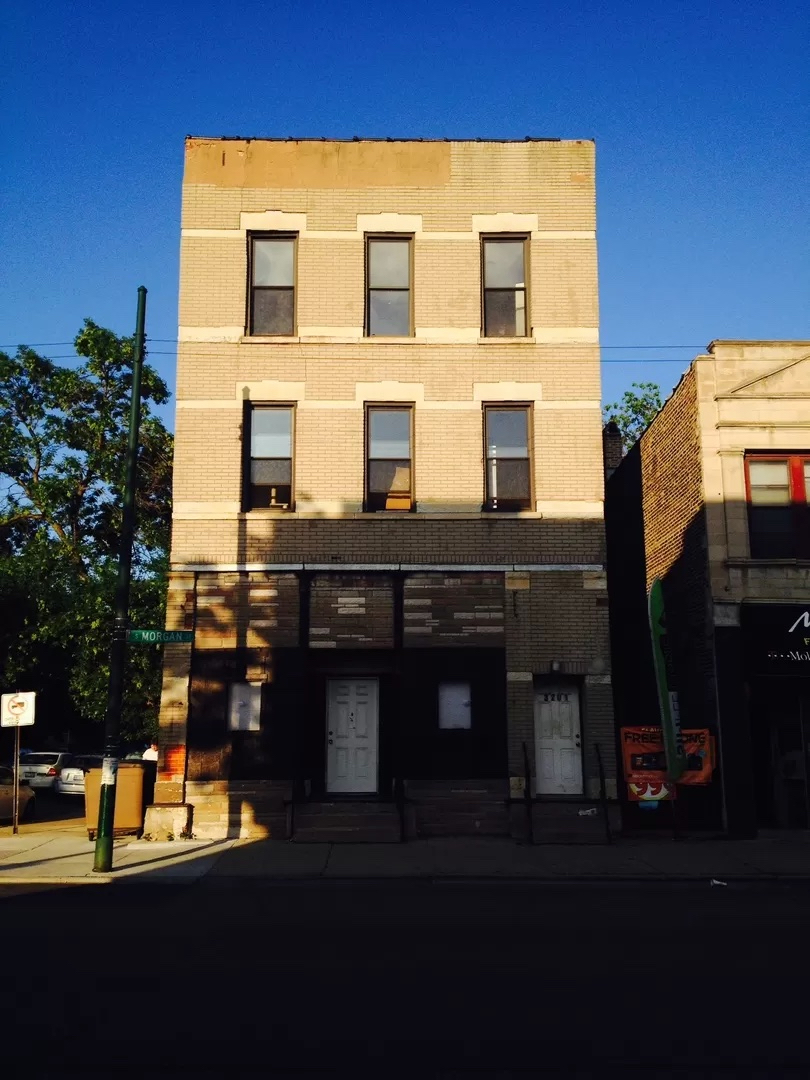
left=742, top=603, right=810, bottom=829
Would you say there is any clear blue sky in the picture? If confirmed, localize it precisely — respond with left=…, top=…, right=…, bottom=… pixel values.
left=2, top=0, right=808, bottom=421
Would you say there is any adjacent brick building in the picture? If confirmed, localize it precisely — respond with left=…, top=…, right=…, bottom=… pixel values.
left=148, top=137, right=614, bottom=842
left=607, top=341, right=810, bottom=835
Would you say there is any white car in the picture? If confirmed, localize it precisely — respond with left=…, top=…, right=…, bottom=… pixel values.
left=19, top=751, right=72, bottom=791
left=56, top=755, right=104, bottom=796
left=0, top=765, right=36, bottom=822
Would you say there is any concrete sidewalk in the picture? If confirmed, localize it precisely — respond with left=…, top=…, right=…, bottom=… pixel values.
left=2, top=829, right=810, bottom=886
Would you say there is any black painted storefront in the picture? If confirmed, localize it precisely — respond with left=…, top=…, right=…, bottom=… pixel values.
left=741, top=603, right=810, bottom=830
left=186, top=645, right=508, bottom=794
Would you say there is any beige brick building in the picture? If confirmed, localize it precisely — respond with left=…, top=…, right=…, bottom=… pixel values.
left=149, top=137, right=614, bottom=842
left=607, top=341, right=810, bottom=836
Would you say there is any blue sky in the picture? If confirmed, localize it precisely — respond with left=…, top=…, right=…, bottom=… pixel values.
left=2, top=0, right=807, bottom=420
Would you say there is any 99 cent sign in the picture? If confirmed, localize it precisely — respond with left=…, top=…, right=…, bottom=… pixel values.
left=1, top=692, right=37, bottom=728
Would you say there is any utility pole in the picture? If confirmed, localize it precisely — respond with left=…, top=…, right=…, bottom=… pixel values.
left=93, top=286, right=147, bottom=873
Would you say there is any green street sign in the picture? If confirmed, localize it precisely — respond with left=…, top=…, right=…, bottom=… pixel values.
left=648, top=578, right=687, bottom=782
left=128, top=629, right=194, bottom=644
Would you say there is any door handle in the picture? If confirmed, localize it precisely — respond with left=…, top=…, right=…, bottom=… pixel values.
left=328, top=739, right=334, bottom=745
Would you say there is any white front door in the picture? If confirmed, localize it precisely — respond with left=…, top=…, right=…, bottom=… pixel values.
left=534, top=684, right=583, bottom=796
left=326, top=678, right=379, bottom=794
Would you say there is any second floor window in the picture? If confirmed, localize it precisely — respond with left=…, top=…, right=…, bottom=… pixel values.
left=246, top=405, right=294, bottom=510
left=366, top=406, right=413, bottom=511
left=484, top=406, right=532, bottom=512
left=747, top=454, right=810, bottom=558
left=249, top=235, right=296, bottom=335
left=366, top=237, right=412, bottom=336
left=482, top=237, right=528, bottom=337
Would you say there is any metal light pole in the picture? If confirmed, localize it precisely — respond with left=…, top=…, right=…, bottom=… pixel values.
left=93, top=286, right=147, bottom=873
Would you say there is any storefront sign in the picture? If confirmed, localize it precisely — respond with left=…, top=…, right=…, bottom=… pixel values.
left=621, top=726, right=715, bottom=797
left=742, top=604, right=810, bottom=676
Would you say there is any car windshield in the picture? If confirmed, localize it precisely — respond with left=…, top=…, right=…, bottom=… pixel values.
left=20, top=753, right=60, bottom=765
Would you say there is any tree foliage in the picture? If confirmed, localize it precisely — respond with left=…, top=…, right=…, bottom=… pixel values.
left=0, top=321, right=173, bottom=746
left=603, top=381, right=664, bottom=451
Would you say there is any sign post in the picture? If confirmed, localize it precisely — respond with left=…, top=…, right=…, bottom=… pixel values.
left=1, top=692, right=36, bottom=835
left=93, top=287, right=147, bottom=874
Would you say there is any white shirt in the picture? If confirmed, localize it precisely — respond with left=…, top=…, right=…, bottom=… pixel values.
left=142, top=747, right=158, bottom=761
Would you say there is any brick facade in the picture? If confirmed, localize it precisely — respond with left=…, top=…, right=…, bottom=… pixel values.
left=607, top=341, right=810, bottom=835
left=151, top=138, right=615, bottom=842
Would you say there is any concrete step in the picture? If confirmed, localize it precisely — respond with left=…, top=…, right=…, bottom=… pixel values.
left=293, top=801, right=396, bottom=816
left=292, top=825, right=402, bottom=844
left=291, top=801, right=402, bottom=843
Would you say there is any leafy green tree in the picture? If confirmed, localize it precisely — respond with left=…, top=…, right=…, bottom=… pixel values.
left=0, top=321, right=173, bottom=746
left=603, top=381, right=664, bottom=451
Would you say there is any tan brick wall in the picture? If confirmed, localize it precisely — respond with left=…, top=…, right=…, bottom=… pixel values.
left=161, top=139, right=615, bottom=804
left=195, top=572, right=299, bottom=651
left=403, top=573, right=505, bottom=646
left=694, top=343, right=810, bottom=603
left=310, top=574, right=393, bottom=648
left=169, top=516, right=605, bottom=568
left=181, top=140, right=597, bottom=232
left=175, top=342, right=601, bottom=402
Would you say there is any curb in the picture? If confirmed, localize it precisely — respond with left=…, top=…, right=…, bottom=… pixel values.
left=4, top=872, right=810, bottom=887
left=0, top=875, right=114, bottom=886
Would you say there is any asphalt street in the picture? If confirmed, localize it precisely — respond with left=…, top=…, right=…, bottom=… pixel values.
left=3, top=878, right=809, bottom=1077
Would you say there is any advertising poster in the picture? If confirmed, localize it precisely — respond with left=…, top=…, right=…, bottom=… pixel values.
left=622, top=726, right=715, bottom=801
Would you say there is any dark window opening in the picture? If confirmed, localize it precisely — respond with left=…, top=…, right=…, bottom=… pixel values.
left=248, top=406, right=294, bottom=510
left=484, top=406, right=532, bottom=512
left=366, top=406, right=413, bottom=511
left=482, top=237, right=527, bottom=337
left=249, top=235, right=296, bottom=336
left=747, top=454, right=810, bottom=558
left=366, top=237, right=412, bottom=337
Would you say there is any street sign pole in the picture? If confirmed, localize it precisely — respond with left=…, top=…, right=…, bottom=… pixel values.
left=2, top=691, right=36, bottom=835
left=93, top=286, right=147, bottom=873
left=12, top=724, right=19, bottom=835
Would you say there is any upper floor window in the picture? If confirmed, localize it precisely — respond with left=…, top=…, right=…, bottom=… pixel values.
left=746, top=454, right=810, bottom=558
left=484, top=405, right=532, bottom=512
left=246, top=405, right=294, bottom=510
left=366, top=405, right=413, bottom=511
left=249, top=235, right=296, bottom=335
left=366, top=237, right=412, bottom=336
left=481, top=237, right=528, bottom=337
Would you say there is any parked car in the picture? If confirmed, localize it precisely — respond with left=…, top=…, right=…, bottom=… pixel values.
left=56, top=755, right=104, bottom=796
left=18, top=751, right=72, bottom=792
left=0, top=765, right=36, bottom=822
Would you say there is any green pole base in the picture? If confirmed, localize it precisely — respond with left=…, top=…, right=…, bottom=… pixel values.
left=93, top=835, right=114, bottom=873
left=93, top=778, right=118, bottom=872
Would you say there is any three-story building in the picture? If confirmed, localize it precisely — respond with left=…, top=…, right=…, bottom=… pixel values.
left=149, top=137, right=614, bottom=841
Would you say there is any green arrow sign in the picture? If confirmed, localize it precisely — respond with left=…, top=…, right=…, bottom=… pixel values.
left=128, top=629, right=194, bottom=644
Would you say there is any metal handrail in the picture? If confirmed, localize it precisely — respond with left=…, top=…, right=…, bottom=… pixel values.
left=394, top=776, right=408, bottom=843
left=522, top=741, right=534, bottom=844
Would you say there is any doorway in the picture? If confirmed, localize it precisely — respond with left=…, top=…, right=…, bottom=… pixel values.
left=534, top=683, right=583, bottom=796
left=326, top=678, right=379, bottom=794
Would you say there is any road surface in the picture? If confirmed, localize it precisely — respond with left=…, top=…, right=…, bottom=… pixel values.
left=2, top=878, right=807, bottom=1075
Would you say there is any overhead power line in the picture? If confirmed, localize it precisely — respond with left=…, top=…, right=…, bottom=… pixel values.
left=0, top=336, right=704, bottom=349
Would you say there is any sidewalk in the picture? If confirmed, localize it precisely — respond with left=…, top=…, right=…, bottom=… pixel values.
left=2, top=829, right=810, bottom=886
